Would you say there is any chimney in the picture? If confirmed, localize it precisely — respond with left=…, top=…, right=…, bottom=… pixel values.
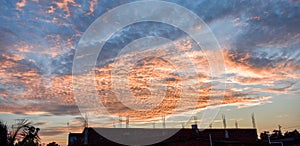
left=191, top=124, right=198, bottom=130
left=191, top=124, right=199, bottom=134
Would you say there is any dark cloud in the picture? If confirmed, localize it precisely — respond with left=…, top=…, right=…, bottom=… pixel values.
left=34, top=121, right=48, bottom=126
left=96, top=22, right=188, bottom=67
left=0, top=103, right=80, bottom=116
left=0, top=0, right=298, bottom=76
left=39, top=129, right=66, bottom=137
left=42, top=104, right=80, bottom=116
left=50, top=49, right=75, bottom=75
left=169, top=0, right=300, bottom=72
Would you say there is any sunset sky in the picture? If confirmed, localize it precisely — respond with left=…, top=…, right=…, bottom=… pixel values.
left=0, top=0, right=300, bottom=145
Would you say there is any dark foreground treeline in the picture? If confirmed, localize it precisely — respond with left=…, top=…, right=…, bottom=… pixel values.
left=0, top=119, right=59, bottom=146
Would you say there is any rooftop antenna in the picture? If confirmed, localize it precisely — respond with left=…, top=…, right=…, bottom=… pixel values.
left=162, top=115, right=166, bottom=128
left=222, top=114, right=226, bottom=129
left=119, top=115, right=122, bottom=128
left=194, top=116, right=197, bottom=125
left=278, top=125, right=282, bottom=132
left=252, top=113, right=256, bottom=129
left=235, top=120, right=238, bottom=129
left=209, top=123, right=212, bottom=129
left=67, top=122, right=70, bottom=133
left=83, top=113, right=88, bottom=128
left=126, top=116, right=129, bottom=128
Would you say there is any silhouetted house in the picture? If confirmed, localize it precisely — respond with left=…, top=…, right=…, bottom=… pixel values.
left=68, top=125, right=263, bottom=146
left=69, top=133, right=83, bottom=145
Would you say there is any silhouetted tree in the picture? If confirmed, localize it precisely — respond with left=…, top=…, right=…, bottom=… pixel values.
left=284, top=129, right=300, bottom=138
left=261, top=129, right=300, bottom=142
left=46, top=142, right=60, bottom=146
left=0, top=120, right=8, bottom=146
left=18, top=125, right=40, bottom=146
left=0, top=119, right=40, bottom=146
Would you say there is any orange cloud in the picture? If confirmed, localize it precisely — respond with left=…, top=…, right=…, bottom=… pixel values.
left=47, top=5, right=56, bottom=14
left=0, top=38, right=286, bottom=128
left=53, top=0, right=80, bottom=17
left=86, top=0, right=98, bottom=15
left=16, top=0, right=27, bottom=10
left=223, top=49, right=299, bottom=84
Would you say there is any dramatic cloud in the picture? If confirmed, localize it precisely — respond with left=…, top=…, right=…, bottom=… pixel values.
left=0, top=0, right=299, bottom=145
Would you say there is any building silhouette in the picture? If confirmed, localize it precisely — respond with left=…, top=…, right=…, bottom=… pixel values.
left=68, top=125, right=266, bottom=146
